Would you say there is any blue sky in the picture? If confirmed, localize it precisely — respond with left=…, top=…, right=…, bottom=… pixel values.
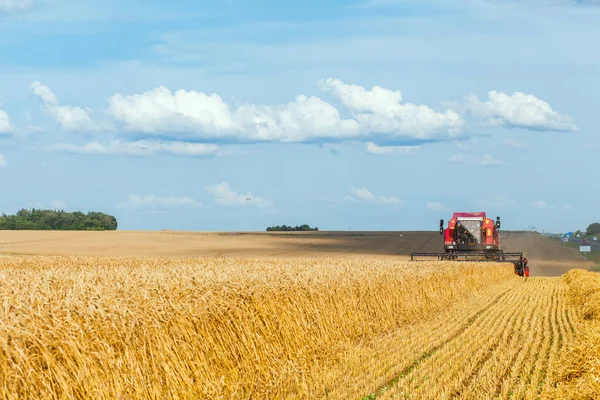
left=0, top=0, right=598, bottom=232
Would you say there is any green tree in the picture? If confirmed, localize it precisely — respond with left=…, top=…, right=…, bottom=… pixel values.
left=0, top=209, right=118, bottom=231
left=266, top=224, right=318, bottom=232
left=587, top=222, right=600, bottom=235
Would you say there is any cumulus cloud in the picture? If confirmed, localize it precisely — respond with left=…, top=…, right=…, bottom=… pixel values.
left=205, top=182, right=273, bottom=207
left=0, top=110, right=13, bottom=134
left=117, top=194, right=203, bottom=210
left=109, top=86, right=358, bottom=142
left=366, top=142, right=419, bottom=154
left=30, top=81, right=95, bottom=133
left=107, top=78, right=465, bottom=143
left=0, top=154, right=6, bottom=167
left=317, top=78, right=464, bottom=139
left=45, top=140, right=223, bottom=157
left=447, top=153, right=500, bottom=166
left=427, top=202, right=444, bottom=211
left=346, top=187, right=403, bottom=205
left=463, top=90, right=577, bottom=132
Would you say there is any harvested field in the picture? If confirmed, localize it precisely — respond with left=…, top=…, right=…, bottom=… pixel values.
left=550, top=269, right=600, bottom=399
left=0, top=229, right=589, bottom=276
left=370, top=277, right=576, bottom=399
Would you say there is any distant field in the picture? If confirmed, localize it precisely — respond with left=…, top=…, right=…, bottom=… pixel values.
left=0, top=229, right=589, bottom=276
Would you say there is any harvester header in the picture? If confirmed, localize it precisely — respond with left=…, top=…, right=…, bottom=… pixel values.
left=413, top=211, right=529, bottom=277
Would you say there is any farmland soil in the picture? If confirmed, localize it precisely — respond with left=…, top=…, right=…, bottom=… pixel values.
left=0, top=230, right=589, bottom=276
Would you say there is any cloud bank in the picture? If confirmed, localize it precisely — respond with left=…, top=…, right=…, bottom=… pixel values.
left=18, top=79, right=579, bottom=158
left=463, top=90, right=577, bottom=132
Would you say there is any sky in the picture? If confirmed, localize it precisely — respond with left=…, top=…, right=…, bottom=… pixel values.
left=0, top=0, right=598, bottom=232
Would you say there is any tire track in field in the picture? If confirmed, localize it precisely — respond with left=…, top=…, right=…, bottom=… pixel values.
left=371, top=277, right=576, bottom=400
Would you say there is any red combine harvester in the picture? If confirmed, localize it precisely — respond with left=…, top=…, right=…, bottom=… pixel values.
left=411, top=212, right=529, bottom=277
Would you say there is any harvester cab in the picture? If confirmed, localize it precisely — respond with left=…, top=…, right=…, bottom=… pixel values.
left=412, top=212, right=529, bottom=277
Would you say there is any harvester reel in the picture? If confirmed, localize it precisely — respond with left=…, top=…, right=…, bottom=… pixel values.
left=410, top=251, right=527, bottom=276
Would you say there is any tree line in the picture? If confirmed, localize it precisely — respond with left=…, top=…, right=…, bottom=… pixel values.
left=0, top=209, right=118, bottom=231
left=266, top=224, right=319, bottom=232
left=587, top=223, right=600, bottom=235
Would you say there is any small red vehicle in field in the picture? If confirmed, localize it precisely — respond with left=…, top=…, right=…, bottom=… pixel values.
left=410, top=211, right=529, bottom=277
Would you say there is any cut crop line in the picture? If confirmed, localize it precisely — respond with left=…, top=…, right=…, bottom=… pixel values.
left=525, top=281, right=556, bottom=398
left=541, top=282, right=564, bottom=398
left=489, top=285, right=543, bottom=398
left=446, top=278, right=545, bottom=399
left=507, top=279, right=556, bottom=398
left=539, top=283, right=561, bottom=396
left=359, top=280, right=523, bottom=399
left=397, top=279, right=525, bottom=397
left=449, top=296, right=525, bottom=398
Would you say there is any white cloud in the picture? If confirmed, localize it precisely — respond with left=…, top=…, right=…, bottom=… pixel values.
left=107, top=78, right=465, bottom=143
left=504, top=138, right=527, bottom=148
left=116, top=194, right=203, bottom=209
left=427, top=202, right=444, bottom=211
left=205, top=182, right=273, bottom=207
left=447, top=153, right=501, bottom=165
left=347, top=187, right=402, bottom=205
left=580, top=143, right=596, bottom=149
left=0, top=110, right=13, bottom=134
left=563, top=203, right=574, bottom=210
left=463, top=90, right=577, bottom=132
left=366, top=142, right=419, bottom=154
left=29, top=81, right=95, bottom=133
left=531, top=200, right=556, bottom=209
left=0, top=154, right=6, bottom=167
left=45, top=140, right=222, bottom=157
left=108, top=86, right=358, bottom=142
left=317, top=78, right=464, bottom=139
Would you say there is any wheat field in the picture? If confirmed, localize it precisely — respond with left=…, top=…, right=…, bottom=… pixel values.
left=0, top=253, right=595, bottom=399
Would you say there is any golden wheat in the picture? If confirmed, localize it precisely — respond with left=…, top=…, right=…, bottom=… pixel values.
left=0, top=255, right=515, bottom=399
left=374, top=277, right=576, bottom=400
left=548, top=269, right=600, bottom=399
